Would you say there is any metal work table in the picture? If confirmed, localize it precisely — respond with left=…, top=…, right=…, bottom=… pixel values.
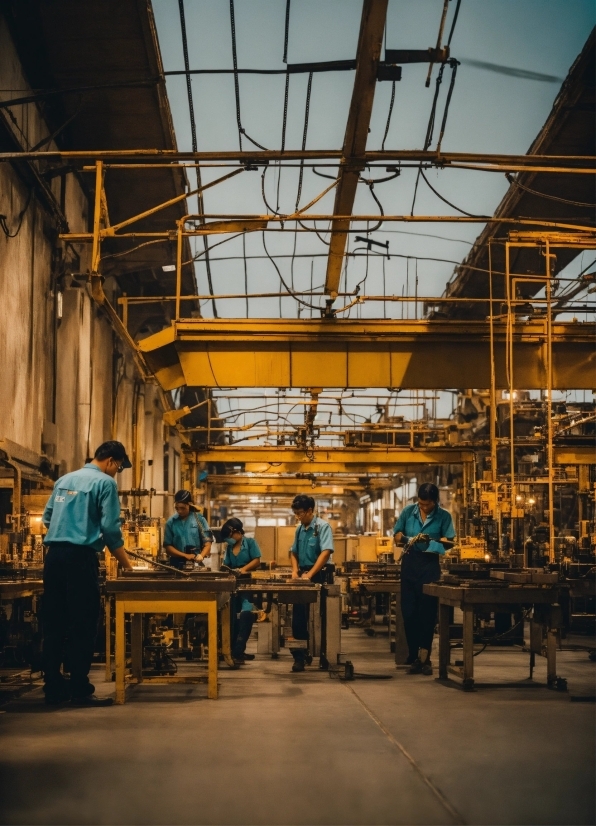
left=423, top=581, right=565, bottom=691
left=0, top=579, right=44, bottom=599
left=234, top=578, right=341, bottom=666
left=105, top=573, right=235, bottom=703
left=344, top=576, right=408, bottom=661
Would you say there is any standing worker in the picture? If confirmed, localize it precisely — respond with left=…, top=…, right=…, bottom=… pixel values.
left=164, top=490, right=213, bottom=569
left=289, top=495, right=334, bottom=673
left=393, top=482, right=455, bottom=675
left=220, top=517, right=261, bottom=664
left=42, top=441, right=134, bottom=706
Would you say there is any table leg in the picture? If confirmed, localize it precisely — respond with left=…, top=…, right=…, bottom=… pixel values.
left=546, top=628, right=557, bottom=687
left=393, top=584, right=409, bottom=665
left=438, top=602, right=450, bottom=679
left=220, top=602, right=235, bottom=667
left=271, top=603, right=280, bottom=658
left=131, top=613, right=143, bottom=682
left=462, top=607, right=475, bottom=690
left=104, top=596, right=112, bottom=682
left=208, top=602, right=218, bottom=699
left=325, top=585, right=341, bottom=668
left=115, top=601, right=126, bottom=705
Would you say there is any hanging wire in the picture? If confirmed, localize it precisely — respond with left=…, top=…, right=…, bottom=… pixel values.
left=410, top=0, right=462, bottom=214
left=243, top=233, right=249, bottom=318
left=435, top=59, right=460, bottom=153
left=381, top=81, right=396, bottom=151
left=282, top=0, right=291, bottom=64
left=505, top=173, right=596, bottom=208
left=262, top=231, right=321, bottom=311
left=177, top=0, right=197, bottom=153
left=178, top=0, right=218, bottom=317
left=229, top=0, right=268, bottom=151
left=419, top=168, right=485, bottom=217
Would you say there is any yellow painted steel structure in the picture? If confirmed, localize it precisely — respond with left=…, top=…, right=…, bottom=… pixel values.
left=138, top=318, right=595, bottom=391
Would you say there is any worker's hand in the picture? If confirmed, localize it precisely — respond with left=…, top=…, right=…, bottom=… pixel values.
left=186, top=553, right=197, bottom=561
left=301, top=571, right=311, bottom=581
left=291, top=570, right=301, bottom=580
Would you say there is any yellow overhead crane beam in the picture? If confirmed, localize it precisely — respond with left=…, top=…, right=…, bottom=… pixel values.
left=192, top=446, right=476, bottom=467
left=139, top=318, right=595, bottom=391
left=204, top=475, right=368, bottom=496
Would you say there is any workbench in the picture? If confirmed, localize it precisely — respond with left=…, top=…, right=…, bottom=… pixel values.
left=423, top=581, right=565, bottom=691
left=343, top=575, right=408, bottom=662
left=234, top=578, right=341, bottom=666
left=105, top=574, right=235, bottom=703
left=0, top=579, right=44, bottom=599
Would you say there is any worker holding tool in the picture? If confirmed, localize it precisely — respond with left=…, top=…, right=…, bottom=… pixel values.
left=289, top=494, right=334, bottom=673
left=220, top=517, right=261, bottom=664
left=164, top=490, right=213, bottom=570
left=393, top=483, right=455, bottom=675
left=42, top=441, right=134, bottom=706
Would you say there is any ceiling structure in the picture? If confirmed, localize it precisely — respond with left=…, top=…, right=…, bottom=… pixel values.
left=2, top=1, right=594, bottom=502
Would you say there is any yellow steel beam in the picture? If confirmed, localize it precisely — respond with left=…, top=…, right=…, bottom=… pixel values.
left=193, top=447, right=475, bottom=465
left=325, top=0, right=388, bottom=299
left=206, top=476, right=366, bottom=495
left=5, top=148, right=595, bottom=168
left=138, top=318, right=596, bottom=391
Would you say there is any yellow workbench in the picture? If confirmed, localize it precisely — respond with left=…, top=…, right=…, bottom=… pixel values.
left=105, top=574, right=235, bottom=703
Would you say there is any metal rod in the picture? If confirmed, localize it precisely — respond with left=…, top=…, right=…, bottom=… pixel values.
left=2, top=147, right=594, bottom=166
left=126, top=549, right=191, bottom=577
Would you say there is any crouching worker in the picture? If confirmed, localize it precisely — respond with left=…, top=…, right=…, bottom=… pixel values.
left=164, top=490, right=213, bottom=570
left=221, top=518, right=261, bottom=665
left=394, top=483, right=455, bottom=675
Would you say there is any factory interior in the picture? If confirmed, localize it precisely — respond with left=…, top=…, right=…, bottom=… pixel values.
left=0, top=1, right=595, bottom=824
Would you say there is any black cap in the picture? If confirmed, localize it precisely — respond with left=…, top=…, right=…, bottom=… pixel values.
left=94, top=440, right=132, bottom=470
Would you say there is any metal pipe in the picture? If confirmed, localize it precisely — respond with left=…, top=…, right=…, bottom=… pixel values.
left=2, top=148, right=593, bottom=165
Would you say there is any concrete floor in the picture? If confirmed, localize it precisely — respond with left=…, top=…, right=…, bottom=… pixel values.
left=0, top=630, right=594, bottom=826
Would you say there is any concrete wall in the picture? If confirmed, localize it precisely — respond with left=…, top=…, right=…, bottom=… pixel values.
left=0, top=16, right=177, bottom=521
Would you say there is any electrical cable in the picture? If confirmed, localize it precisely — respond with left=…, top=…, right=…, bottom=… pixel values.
left=381, top=81, right=396, bottom=151
left=178, top=0, right=217, bottom=317
left=262, top=231, right=321, bottom=311
left=229, top=0, right=268, bottom=151
left=435, top=59, right=460, bottom=153
left=0, top=187, right=33, bottom=237
left=177, top=0, right=197, bottom=155
left=505, top=173, right=596, bottom=208
left=419, top=168, right=486, bottom=218
left=282, top=0, right=291, bottom=64
left=410, top=0, right=462, bottom=214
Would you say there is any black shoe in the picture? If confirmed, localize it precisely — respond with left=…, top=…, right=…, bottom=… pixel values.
left=421, top=660, right=433, bottom=676
left=291, top=661, right=305, bottom=673
left=408, top=658, right=423, bottom=674
left=243, top=653, right=255, bottom=660
left=44, top=694, right=70, bottom=706
left=232, top=657, right=246, bottom=666
left=70, top=695, right=114, bottom=707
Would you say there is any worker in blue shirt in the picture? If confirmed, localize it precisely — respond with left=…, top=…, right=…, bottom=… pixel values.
left=163, top=490, right=213, bottom=570
left=394, top=482, right=456, bottom=675
left=289, top=494, right=334, bottom=673
left=42, top=441, right=133, bottom=706
left=220, top=517, right=261, bottom=664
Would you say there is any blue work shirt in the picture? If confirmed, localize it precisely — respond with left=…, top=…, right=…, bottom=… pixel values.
left=164, top=511, right=213, bottom=554
left=42, top=463, right=124, bottom=553
left=290, top=516, right=334, bottom=569
left=224, top=536, right=261, bottom=612
left=393, top=503, right=456, bottom=554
